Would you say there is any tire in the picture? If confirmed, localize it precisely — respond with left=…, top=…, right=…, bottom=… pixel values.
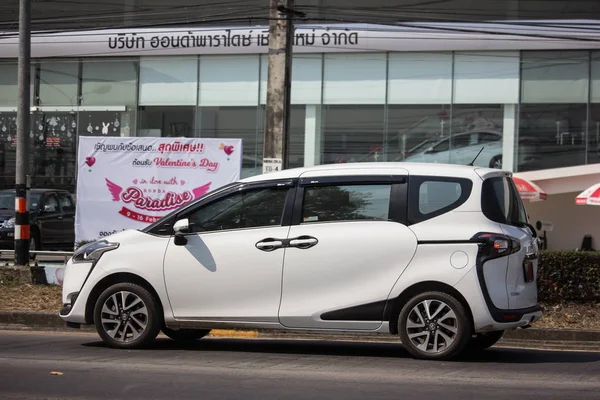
left=468, top=330, right=504, bottom=352
left=29, top=231, right=40, bottom=261
left=489, top=155, right=502, bottom=169
left=398, top=291, right=472, bottom=361
left=162, top=327, right=211, bottom=341
left=93, top=282, right=162, bottom=349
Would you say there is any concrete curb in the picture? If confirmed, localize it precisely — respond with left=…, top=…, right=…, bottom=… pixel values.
left=1, top=310, right=599, bottom=345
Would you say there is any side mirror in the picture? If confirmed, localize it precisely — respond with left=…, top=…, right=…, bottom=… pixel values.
left=173, top=218, right=189, bottom=246
left=44, top=204, right=57, bottom=213
left=424, top=147, right=435, bottom=154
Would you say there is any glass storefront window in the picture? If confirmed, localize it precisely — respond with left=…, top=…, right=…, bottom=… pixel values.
left=139, top=57, right=198, bottom=106
left=257, top=105, right=306, bottom=170
left=451, top=105, right=504, bottom=168
left=139, top=106, right=195, bottom=137
left=0, top=62, right=18, bottom=107
left=519, top=104, right=588, bottom=171
left=0, top=112, right=17, bottom=189
left=81, top=59, right=138, bottom=138
left=198, top=106, right=260, bottom=178
left=81, top=59, right=137, bottom=106
left=588, top=104, right=600, bottom=166
left=321, top=105, right=385, bottom=164
left=39, top=60, right=79, bottom=107
left=387, top=105, right=451, bottom=162
left=30, top=112, right=77, bottom=191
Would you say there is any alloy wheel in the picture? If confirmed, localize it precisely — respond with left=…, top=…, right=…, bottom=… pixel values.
left=100, top=291, right=148, bottom=342
left=405, top=299, right=459, bottom=354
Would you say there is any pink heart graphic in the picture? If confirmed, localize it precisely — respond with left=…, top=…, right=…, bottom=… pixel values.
left=133, top=179, right=138, bottom=184
left=223, top=145, right=234, bottom=156
left=180, top=180, right=186, bottom=186
left=85, top=156, right=96, bottom=167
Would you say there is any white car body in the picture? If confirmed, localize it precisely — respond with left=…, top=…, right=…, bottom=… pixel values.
left=61, top=162, right=542, bottom=360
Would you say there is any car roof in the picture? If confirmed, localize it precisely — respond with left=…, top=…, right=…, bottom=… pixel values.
left=240, top=162, right=504, bottom=183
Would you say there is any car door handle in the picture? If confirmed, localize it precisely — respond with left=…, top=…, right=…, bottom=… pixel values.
left=288, top=236, right=318, bottom=250
left=255, top=238, right=284, bottom=252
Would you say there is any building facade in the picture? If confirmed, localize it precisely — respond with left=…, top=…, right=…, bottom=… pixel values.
left=0, top=18, right=599, bottom=249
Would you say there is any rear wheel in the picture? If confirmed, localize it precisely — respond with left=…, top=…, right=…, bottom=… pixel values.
left=93, top=282, right=161, bottom=349
left=162, top=327, right=211, bottom=341
left=469, top=330, right=504, bottom=351
left=398, top=291, right=472, bottom=361
left=489, top=155, right=502, bottom=169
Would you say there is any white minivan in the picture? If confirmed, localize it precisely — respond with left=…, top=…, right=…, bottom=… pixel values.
left=60, top=162, right=542, bottom=360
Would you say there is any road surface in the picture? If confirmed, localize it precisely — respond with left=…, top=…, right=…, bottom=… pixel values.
left=0, top=330, right=598, bottom=399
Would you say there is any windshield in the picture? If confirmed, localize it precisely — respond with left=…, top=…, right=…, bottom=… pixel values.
left=0, top=192, right=43, bottom=211
left=481, top=177, right=528, bottom=227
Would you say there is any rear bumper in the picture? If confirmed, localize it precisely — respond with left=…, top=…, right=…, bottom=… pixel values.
left=455, top=266, right=544, bottom=333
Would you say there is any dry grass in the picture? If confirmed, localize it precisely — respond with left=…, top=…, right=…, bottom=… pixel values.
left=0, top=284, right=63, bottom=312
left=537, top=302, right=600, bottom=330
left=1, top=283, right=598, bottom=331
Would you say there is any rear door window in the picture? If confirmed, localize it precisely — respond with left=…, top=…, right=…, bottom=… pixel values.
left=301, top=184, right=392, bottom=223
left=408, top=176, right=473, bottom=224
left=481, top=176, right=528, bottom=226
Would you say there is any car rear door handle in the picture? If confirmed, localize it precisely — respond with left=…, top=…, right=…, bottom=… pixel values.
left=288, top=235, right=318, bottom=250
left=255, top=238, right=284, bottom=252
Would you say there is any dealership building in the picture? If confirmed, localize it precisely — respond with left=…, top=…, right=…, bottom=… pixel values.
left=0, top=0, right=599, bottom=250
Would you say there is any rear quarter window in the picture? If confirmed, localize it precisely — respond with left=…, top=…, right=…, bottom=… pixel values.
left=408, top=176, right=473, bottom=224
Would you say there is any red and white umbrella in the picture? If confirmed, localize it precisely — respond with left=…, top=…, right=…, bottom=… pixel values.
left=512, top=176, right=547, bottom=202
left=575, top=183, right=600, bottom=206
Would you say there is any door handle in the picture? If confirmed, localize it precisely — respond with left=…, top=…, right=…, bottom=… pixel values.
left=255, top=238, right=284, bottom=252
left=288, top=235, right=318, bottom=250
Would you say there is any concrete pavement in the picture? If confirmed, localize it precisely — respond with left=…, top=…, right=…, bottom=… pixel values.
left=0, top=330, right=599, bottom=399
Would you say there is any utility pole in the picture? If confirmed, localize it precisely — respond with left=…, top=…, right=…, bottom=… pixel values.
left=15, top=0, right=31, bottom=266
left=262, top=0, right=295, bottom=174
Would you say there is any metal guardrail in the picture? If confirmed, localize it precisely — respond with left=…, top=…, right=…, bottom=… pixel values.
left=0, top=249, right=73, bottom=264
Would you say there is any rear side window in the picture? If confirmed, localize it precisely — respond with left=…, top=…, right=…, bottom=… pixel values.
left=481, top=176, right=528, bottom=226
left=408, top=176, right=473, bottom=224
left=302, top=184, right=391, bottom=223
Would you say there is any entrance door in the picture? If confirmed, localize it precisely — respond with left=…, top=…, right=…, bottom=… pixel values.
left=279, top=172, right=418, bottom=330
left=163, top=183, right=293, bottom=322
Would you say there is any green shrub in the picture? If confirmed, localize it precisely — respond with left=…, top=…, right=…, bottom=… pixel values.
left=537, top=250, right=600, bottom=303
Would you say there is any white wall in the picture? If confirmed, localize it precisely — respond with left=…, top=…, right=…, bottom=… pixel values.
left=525, top=192, right=600, bottom=250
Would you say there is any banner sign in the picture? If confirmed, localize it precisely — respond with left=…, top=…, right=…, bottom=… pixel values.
left=1, top=22, right=599, bottom=59
left=75, top=137, right=242, bottom=243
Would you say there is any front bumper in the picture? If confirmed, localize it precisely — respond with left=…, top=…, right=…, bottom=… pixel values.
left=59, top=258, right=108, bottom=325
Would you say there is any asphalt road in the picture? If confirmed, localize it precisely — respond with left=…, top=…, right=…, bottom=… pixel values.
left=0, top=331, right=599, bottom=400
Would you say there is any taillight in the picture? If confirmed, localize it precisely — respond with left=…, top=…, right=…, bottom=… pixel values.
left=471, top=232, right=520, bottom=260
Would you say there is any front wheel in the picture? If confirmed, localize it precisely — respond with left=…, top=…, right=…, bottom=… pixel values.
left=162, top=327, right=211, bottom=341
left=93, top=282, right=162, bottom=349
left=29, top=232, right=40, bottom=261
left=398, top=291, right=472, bottom=361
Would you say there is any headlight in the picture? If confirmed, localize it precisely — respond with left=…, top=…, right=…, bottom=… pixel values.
left=72, top=240, right=119, bottom=263
left=1, top=218, right=15, bottom=229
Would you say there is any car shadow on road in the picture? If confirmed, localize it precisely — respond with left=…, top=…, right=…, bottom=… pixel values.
left=82, top=337, right=600, bottom=364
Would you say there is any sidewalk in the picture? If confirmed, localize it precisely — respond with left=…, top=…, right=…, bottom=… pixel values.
left=1, top=310, right=599, bottom=352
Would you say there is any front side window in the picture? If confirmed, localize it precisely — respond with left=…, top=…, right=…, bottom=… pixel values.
left=482, top=177, right=528, bottom=226
left=44, top=194, right=59, bottom=211
left=59, top=193, right=74, bottom=212
left=187, top=188, right=288, bottom=233
left=302, top=184, right=391, bottom=223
